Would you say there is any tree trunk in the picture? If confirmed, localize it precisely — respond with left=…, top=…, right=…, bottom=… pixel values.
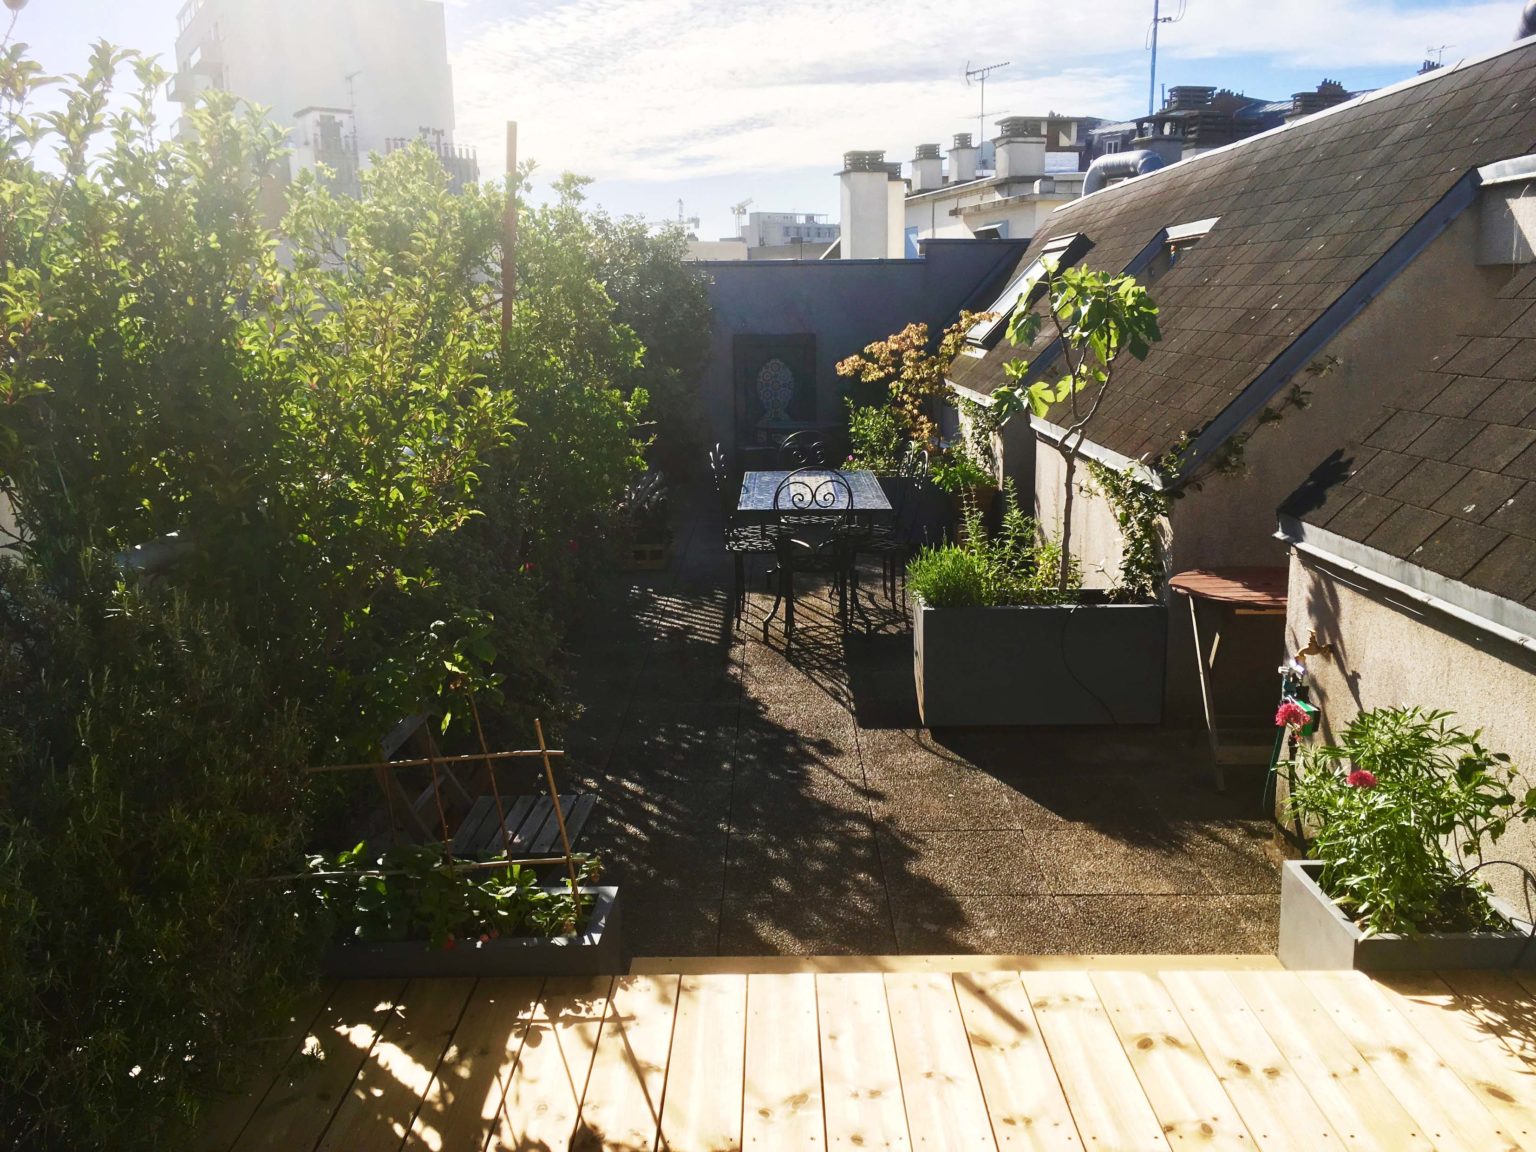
left=1057, top=444, right=1076, bottom=594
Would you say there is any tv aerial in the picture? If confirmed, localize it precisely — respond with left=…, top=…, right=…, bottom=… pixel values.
left=1146, top=0, right=1188, bottom=115
left=964, top=60, right=1010, bottom=146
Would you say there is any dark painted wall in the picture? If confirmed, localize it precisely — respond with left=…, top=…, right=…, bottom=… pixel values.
left=698, top=239, right=1027, bottom=466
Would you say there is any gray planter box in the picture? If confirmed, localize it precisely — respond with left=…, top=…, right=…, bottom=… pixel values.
left=913, top=596, right=1167, bottom=726
left=322, top=886, right=622, bottom=978
left=1278, top=861, right=1535, bottom=970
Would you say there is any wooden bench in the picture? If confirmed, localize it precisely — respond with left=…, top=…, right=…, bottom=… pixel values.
left=449, top=793, right=599, bottom=859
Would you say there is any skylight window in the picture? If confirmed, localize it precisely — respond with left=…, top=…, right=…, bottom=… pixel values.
left=966, top=232, right=1090, bottom=346
left=1164, top=216, right=1218, bottom=265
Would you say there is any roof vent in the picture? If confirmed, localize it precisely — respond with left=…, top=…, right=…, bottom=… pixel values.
left=915, top=143, right=941, bottom=160
left=953, top=132, right=973, bottom=149
left=1166, top=85, right=1215, bottom=110
left=842, top=150, right=888, bottom=172
left=1521, top=0, right=1536, bottom=38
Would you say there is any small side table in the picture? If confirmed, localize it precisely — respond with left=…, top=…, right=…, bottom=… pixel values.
left=1169, top=568, right=1289, bottom=791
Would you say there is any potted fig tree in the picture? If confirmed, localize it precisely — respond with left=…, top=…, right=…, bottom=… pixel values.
left=909, top=262, right=1169, bottom=726
left=1279, top=706, right=1536, bottom=970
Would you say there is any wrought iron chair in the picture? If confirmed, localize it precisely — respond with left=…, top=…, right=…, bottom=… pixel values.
left=777, top=430, right=831, bottom=468
left=852, top=447, right=929, bottom=611
left=764, top=468, right=857, bottom=644
left=710, top=443, right=777, bottom=625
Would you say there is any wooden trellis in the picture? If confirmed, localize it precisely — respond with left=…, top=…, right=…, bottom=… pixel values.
left=305, top=691, right=585, bottom=902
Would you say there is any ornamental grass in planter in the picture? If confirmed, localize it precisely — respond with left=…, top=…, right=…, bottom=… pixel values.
left=906, top=488, right=1168, bottom=726
left=1280, top=706, right=1536, bottom=970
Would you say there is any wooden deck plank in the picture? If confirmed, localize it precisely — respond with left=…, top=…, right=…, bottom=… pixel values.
left=317, top=978, right=475, bottom=1151
left=952, top=970, right=1081, bottom=1151
left=1019, top=970, right=1171, bottom=1151
left=658, top=974, right=748, bottom=1152
left=231, top=979, right=407, bottom=1152
left=1225, top=970, right=1431, bottom=1152
left=573, top=974, right=682, bottom=1152
left=1090, top=970, right=1254, bottom=1150
left=742, top=973, right=825, bottom=1150
left=817, top=972, right=912, bottom=1152
left=1440, top=969, right=1536, bottom=1068
left=1373, top=973, right=1536, bottom=1147
left=403, top=977, right=544, bottom=1152
left=1159, top=970, right=1339, bottom=1152
left=1298, top=970, right=1524, bottom=1152
left=194, top=983, right=335, bottom=1152
left=489, top=976, right=614, bottom=1151
left=883, top=972, right=998, bottom=1151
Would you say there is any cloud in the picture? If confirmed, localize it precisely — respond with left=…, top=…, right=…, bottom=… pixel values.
left=449, top=0, right=1515, bottom=187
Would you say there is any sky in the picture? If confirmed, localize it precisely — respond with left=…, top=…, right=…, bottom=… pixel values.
left=11, top=0, right=1527, bottom=239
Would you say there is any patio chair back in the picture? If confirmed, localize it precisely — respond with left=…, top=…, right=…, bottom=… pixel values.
left=777, top=430, right=830, bottom=468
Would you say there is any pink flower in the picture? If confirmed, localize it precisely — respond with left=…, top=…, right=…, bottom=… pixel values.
left=1347, top=769, right=1378, bottom=789
left=1275, top=700, right=1309, bottom=728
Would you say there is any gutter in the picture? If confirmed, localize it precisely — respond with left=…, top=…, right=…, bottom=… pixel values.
left=1276, top=514, right=1536, bottom=655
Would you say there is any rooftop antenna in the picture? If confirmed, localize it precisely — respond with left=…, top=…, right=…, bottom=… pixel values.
left=1146, top=0, right=1187, bottom=115
left=964, top=60, right=1010, bottom=146
left=344, top=69, right=362, bottom=146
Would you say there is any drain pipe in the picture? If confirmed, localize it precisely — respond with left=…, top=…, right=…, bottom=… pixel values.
left=1081, top=149, right=1165, bottom=196
left=1521, top=0, right=1536, bottom=38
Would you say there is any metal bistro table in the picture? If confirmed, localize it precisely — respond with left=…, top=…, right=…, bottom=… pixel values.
left=737, top=469, right=893, bottom=640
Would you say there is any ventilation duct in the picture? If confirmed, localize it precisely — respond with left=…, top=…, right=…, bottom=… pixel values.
left=1081, top=149, right=1165, bottom=195
left=1521, top=0, right=1536, bottom=39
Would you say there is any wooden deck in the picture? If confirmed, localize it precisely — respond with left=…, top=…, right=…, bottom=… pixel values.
left=201, top=956, right=1536, bottom=1152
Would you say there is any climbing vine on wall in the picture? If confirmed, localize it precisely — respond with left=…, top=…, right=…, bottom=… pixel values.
left=1084, top=460, right=1172, bottom=602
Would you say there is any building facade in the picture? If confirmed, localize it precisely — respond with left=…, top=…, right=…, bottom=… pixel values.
left=171, top=0, right=474, bottom=191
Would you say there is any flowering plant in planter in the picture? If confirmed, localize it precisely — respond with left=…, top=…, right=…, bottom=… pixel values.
left=1287, top=706, right=1536, bottom=936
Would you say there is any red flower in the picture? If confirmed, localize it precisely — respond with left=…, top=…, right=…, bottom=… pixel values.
left=520, top=561, right=535, bottom=572
left=1347, top=769, right=1378, bottom=789
left=442, top=933, right=457, bottom=951
left=567, top=539, right=580, bottom=554
left=1275, top=700, right=1309, bottom=728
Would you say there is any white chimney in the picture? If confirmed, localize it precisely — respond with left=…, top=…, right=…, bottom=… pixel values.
left=948, top=132, right=979, bottom=183
left=994, top=116, right=1046, bottom=182
left=839, top=150, right=902, bottom=259
left=910, top=143, right=942, bottom=192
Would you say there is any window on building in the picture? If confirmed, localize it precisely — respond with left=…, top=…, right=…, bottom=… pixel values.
left=965, top=232, right=1090, bottom=346
left=905, top=226, right=922, bottom=259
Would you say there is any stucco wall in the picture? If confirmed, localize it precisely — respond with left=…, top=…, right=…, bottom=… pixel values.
left=700, top=240, right=1027, bottom=463
left=1284, top=551, right=1536, bottom=908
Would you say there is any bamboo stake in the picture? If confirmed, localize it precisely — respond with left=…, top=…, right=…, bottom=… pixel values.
left=468, top=690, right=512, bottom=858
left=536, top=717, right=583, bottom=907
left=305, top=747, right=563, bottom=775
left=421, top=725, right=454, bottom=859
left=266, top=854, right=596, bottom=884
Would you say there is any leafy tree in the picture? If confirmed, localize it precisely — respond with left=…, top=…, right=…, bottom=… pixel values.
left=992, top=263, right=1160, bottom=592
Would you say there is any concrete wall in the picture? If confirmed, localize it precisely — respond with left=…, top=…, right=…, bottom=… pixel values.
left=701, top=240, right=1027, bottom=463
left=840, top=170, right=895, bottom=260
left=1283, top=551, right=1536, bottom=908
left=178, top=0, right=456, bottom=158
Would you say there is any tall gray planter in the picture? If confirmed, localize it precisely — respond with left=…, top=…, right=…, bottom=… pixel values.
left=913, top=596, right=1167, bottom=726
left=1278, top=862, right=1536, bottom=970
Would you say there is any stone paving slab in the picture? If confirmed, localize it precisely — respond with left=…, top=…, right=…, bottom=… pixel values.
left=561, top=500, right=1289, bottom=957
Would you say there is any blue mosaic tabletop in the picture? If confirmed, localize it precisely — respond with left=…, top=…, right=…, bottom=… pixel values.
left=737, top=470, right=892, bottom=515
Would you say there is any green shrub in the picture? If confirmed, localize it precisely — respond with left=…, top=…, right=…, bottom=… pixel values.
left=1288, top=706, right=1536, bottom=936
left=907, top=485, right=1079, bottom=608
left=307, top=843, right=599, bottom=949
left=0, top=564, right=320, bottom=1149
left=844, top=399, right=905, bottom=473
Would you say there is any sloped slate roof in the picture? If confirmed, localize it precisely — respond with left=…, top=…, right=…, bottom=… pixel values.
left=1281, top=262, right=1536, bottom=612
left=949, top=39, right=1536, bottom=463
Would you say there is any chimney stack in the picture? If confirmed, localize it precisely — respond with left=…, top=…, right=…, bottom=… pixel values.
left=948, top=132, right=979, bottom=183
left=839, top=150, right=904, bottom=259
left=910, top=143, right=943, bottom=192
left=994, top=116, right=1046, bottom=182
